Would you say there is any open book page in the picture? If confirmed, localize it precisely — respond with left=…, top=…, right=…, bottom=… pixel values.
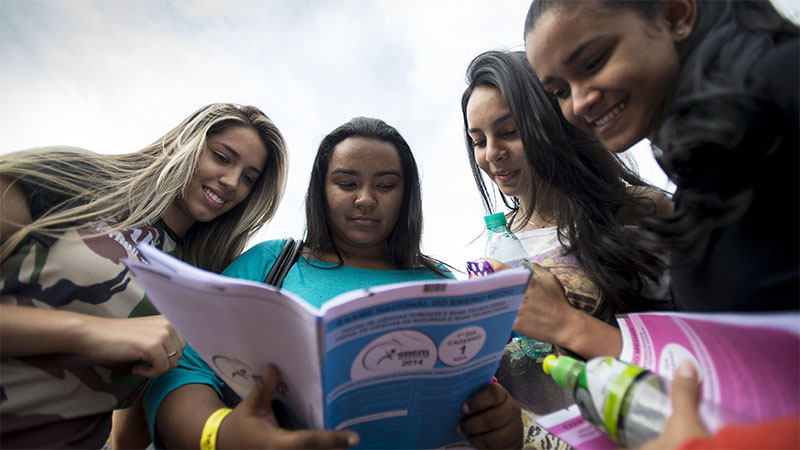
left=124, top=244, right=326, bottom=429
left=618, top=311, right=800, bottom=421
left=316, top=269, right=531, bottom=449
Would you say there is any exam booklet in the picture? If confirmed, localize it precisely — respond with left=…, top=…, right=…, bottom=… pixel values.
left=536, top=311, right=800, bottom=449
left=125, top=244, right=531, bottom=449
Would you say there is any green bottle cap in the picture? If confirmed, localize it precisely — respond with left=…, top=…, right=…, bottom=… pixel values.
left=484, top=212, right=508, bottom=229
left=542, top=354, right=582, bottom=389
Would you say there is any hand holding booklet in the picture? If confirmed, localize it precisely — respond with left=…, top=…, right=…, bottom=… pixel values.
left=124, top=245, right=531, bottom=449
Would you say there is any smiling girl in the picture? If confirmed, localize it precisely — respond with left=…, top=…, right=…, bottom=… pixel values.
left=0, top=103, right=287, bottom=448
left=462, top=50, right=673, bottom=448
left=524, top=0, right=799, bottom=312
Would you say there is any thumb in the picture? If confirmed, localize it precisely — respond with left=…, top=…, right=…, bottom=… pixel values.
left=527, top=262, right=556, bottom=281
left=267, top=428, right=360, bottom=449
left=670, top=361, right=702, bottom=419
left=242, top=365, right=281, bottom=418
left=132, top=361, right=161, bottom=378
left=483, top=257, right=510, bottom=272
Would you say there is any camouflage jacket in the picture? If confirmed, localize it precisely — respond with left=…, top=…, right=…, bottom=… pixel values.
left=0, top=220, right=181, bottom=449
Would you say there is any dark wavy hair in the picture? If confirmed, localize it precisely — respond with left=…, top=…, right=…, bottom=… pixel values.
left=462, top=50, right=669, bottom=312
left=525, top=0, right=799, bottom=262
left=304, top=117, right=447, bottom=276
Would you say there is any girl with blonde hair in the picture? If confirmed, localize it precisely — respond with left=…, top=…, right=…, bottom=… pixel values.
left=1, top=102, right=286, bottom=271
left=0, top=103, right=288, bottom=448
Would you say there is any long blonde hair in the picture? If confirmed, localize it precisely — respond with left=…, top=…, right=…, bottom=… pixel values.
left=1, top=103, right=287, bottom=272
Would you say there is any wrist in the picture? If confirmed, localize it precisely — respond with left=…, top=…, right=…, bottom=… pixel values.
left=551, top=306, right=584, bottom=350
left=64, top=313, right=105, bottom=356
left=555, top=309, right=622, bottom=359
left=40, top=308, right=94, bottom=355
left=200, top=408, right=233, bottom=450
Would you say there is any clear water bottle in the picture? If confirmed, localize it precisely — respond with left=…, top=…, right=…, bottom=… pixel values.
left=542, top=355, right=737, bottom=448
left=484, top=213, right=552, bottom=359
left=484, top=212, right=528, bottom=267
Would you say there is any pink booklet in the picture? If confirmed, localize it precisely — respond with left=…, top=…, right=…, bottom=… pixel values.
left=536, top=311, right=800, bottom=449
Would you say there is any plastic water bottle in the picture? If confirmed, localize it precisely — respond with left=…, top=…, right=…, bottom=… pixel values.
left=542, top=354, right=736, bottom=448
left=484, top=213, right=552, bottom=359
left=484, top=212, right=528, bottom=267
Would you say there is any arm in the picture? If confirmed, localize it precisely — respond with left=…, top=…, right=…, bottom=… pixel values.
left=112, top=391, right=152, bottom=450
left=458, top=382, right=523, bottom=449
left=151, top=362, right=358, bottom=449
left=0, top=174, right=33, bottom=242
left=486, top=259, right=623, bottom=359
left=0, top=304, right=184, bottom=377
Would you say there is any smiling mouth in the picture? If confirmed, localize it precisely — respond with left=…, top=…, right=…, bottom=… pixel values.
left=493, top=169, right=518, bottom=183
left=203, top=187, right=227, bottom=206
left=591, top=102, right=626, bottom=127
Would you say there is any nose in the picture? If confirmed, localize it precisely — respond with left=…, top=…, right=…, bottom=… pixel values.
left=355, top=186, right=377, bottom=210
left=484, top=137, right=507, bottom=164
left=218, top=169, right=240, bottom=192
left=571, top=82, right=601, bottom=119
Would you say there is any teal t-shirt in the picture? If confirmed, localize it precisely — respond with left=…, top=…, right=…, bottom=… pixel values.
left=143, top=239, right=452, bottom=446
left=223, top=239, right=452, bottom=308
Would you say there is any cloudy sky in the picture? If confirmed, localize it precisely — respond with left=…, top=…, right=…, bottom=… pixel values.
left=2, top=1, right=797, bottom=277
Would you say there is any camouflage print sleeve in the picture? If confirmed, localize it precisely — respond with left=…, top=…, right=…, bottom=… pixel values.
left=0, top=221, right=180, bottom=448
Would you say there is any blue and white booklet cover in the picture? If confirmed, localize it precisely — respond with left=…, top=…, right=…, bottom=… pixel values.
left=126, top=244, right=531, bottom=449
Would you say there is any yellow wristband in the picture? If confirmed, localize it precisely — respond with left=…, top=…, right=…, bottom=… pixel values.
left=199, top=407, right=233, bottom=450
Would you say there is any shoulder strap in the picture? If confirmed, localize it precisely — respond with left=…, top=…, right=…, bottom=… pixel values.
left=263, top=238, right=304, bottom=288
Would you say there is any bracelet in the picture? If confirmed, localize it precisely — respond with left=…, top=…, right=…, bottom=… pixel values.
left=199, top=407, right=233, bottom=450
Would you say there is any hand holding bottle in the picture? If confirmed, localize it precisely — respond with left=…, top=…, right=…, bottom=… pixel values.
left=484, top=258, right=622, bottom=359
left=641, top=362, right=709, bottom=449
left=483, top=259, right=575, bottom=346
left=543, top=355, right=733, bottom=449
left=482, top=213, right=551, bottom=358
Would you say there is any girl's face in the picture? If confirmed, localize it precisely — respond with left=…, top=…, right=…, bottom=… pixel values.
left=165, top=125, right=267, bottom=236
left=324, top=137, right=404, bottom=255
left=466, top=86, right=532, bottom=201
left=525, top=3, right=681, bottom=153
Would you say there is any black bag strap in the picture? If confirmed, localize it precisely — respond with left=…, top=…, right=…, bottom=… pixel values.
left=263, top=237, right=304, bottom=288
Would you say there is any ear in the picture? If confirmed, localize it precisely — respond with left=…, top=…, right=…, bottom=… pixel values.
left=661, top=0, right=697, bottom=42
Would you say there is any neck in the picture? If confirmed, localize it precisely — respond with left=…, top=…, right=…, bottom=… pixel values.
left=161, top=205, right=194, bottom=238
left=516, top=204, right=556, bottom=231
left=313, top=242, right=397, bottom=270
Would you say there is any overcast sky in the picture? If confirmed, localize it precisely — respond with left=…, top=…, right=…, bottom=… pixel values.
left=2, top=0, right=797, bottom=277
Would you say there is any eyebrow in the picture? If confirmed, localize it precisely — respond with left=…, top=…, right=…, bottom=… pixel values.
left=467, top=112, right=514, bottom=134
left=540, top=37, right=602, bottom=86
left=330, top=168, right=401, bottom=177
left=218, top=142, right=262, bottom=174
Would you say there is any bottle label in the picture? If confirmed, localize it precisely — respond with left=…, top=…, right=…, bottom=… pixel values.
left=583, top=358, right=644, bottom=441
